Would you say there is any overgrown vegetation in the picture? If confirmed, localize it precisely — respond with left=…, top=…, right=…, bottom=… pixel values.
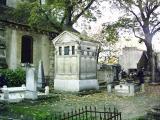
left=103, top=0, right=160, bottom=82
left=5, top=0, right=102, bottom=32
left=0, top=68, right=25, bottom=87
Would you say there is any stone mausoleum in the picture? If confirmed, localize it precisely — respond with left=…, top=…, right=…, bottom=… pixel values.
left=53, top=31, right=100, bottom=91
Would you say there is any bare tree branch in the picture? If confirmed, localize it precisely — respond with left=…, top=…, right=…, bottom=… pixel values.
left=129, top=10, right=143, bottom=27
left=116, top=0, right=143, bottom=27
left=132, top=27, right=145, bottom=42
left=151, top=21, right=160, bottom=34
left=152, top=26, right=160, bottom=36
left=138, top=0, right=146, bottom=21
left=72, top=0, right=96, bottom=24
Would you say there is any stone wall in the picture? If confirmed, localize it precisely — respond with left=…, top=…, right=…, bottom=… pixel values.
left=97, top=65, right=114, bottom=84
left=54, top=43, right=79, bottom=80
left=6, top=0, right=22, bottom=8
left=157, top=52, right=160, bottom=70
left=0, top=25, right=7, bottom=68
left=48, top=40, right=55, bottom=81
left=4, top=27, right=54, bottom=77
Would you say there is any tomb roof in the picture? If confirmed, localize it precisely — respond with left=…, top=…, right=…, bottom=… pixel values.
left=53, top=30, right=100, bottom=45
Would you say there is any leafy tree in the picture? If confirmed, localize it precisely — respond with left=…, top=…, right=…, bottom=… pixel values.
left=104, top=0, right=160, bottom=82
left=92, top=32, right=120, bottom=64
left=9, top=0, right=102, bottom=32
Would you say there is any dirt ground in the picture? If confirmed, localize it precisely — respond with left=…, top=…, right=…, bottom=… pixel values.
left=1, top=84, right=160, bottom=120
left=50, top=84, right=160, bottom=119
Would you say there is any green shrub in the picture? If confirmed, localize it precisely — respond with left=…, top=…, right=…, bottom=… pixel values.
left=0, top=68, right=26, bottom=87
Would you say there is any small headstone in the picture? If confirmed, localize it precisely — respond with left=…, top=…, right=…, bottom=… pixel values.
left=45, top=86, right=49, bottom=95
left=21, top=84, right=25, bottom=88
left=129, top=84, right=135, bottom=96
left=37, top=60, right=45, bottom=88
left=107, top=84, right=112, bottom=93
left=3, top=85, right=9, bottom=99
left=25, top=67, right=37, bottom=100
left=115, top=84, right=130, bottom=94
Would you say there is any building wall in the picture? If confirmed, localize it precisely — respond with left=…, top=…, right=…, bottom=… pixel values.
left=6, top=0, right=22, bottom=8
left=119, top=47, right=143, bottom=72
left=5, top=27, right=53, bottom=76
left=157, top=52, right=160, bottom=70
left=80, top=42, right=97, bottom=80
left=97, top=66, right=114, bottom=84
left=0, top=25, right=7, bottom=68
left=55, top=43, right=79, bottom=80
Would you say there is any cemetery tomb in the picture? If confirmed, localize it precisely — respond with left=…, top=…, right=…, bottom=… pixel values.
left=0, top=85, right=26, bottom=103
left=53, top=31, right=100, bottom=91
left=119, top=47, right=143, bottom=73
left=114, top=82, right=140, bottom=96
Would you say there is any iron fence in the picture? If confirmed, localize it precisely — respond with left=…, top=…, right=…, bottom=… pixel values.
left=0, top=106, right=121, bottom=120
left=49, top=106, right=121, bottom=120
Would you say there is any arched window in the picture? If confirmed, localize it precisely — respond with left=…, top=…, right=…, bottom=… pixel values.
left=21, top=35, right=33, bottom=63
left=0, top=0, right=6, bottom=5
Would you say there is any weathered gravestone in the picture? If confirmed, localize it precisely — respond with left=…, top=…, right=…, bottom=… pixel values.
left=37, top=60, right=45, bottom=89
left=25, top=67, right=37, bottom=100
left=1, top=85, right=26, bottom=102
left=114, top=83, right=140, bottom=96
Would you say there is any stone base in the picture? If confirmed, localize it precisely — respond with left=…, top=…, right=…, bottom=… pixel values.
left=54, top=79, right=99, bottom=92
left=114, top=83, right=140, bottom=96
left=149, top=82, right=160, bottom=85
left=25, top=91, right=38, bottom=100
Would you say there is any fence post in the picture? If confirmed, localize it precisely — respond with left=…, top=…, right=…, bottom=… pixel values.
left=59, top=114, right=62, bottom=120
left=108, top=107, right=112, bottom=119
left=114, top=107, right=116, bottom=120
left=75, top=109, right=77, bottom=120
left=82, top=107, right=85, bottom=120
left=68, top=112, right=70, bottom=120
left=90, top=106, right=92, bottom=120
left=100, top=112, right=102, bottom=120
left=94, top=106, right=97, bottom=120
left=79, top=108, right=81, bottom=120
left=119, top=112, right=122, bottom=120
left=104, top=106, right=106, bottom=120
left=71, top=110, right=74, bottom=120
left=62, top=113, right=65, bottom=120
left=85, top=106, right=88, bottom=120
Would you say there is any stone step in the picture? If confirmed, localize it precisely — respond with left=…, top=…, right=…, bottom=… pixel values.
left=98, top=81, right=106, bottom=85
left=99, top=85, right=107, bottom=89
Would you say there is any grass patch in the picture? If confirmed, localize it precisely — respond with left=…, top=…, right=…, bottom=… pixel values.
left=1, top=90, right=160, bottom=119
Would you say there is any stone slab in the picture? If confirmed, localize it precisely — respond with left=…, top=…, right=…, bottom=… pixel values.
left=114, top=83, right=140, bottom=96
left=54, top=79, right=99, bottom=92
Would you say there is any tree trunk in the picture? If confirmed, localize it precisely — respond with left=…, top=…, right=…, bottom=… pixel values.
left=151, top=51, right=156, bottom=83
left=145, top=41, right=156, bottom=83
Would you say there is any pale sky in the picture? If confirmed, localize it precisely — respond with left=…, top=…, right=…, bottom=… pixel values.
left=74, top=1, right=160, bottom=53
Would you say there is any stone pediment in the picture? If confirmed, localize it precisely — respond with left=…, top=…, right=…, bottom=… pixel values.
left=52, top=31, right=80, bottom=45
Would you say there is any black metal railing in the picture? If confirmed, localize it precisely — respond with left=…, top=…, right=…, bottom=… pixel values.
left=50, top=106, right=121, bottom=120
left=0, top=106, right=121, bottom=120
